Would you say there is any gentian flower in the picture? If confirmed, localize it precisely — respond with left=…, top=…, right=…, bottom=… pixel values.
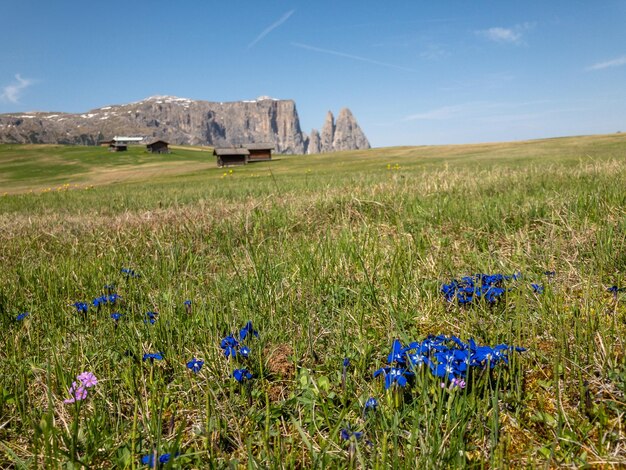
left=221, top=335, right=239, bottom=358
left=144, top=312, right=157, bottom=325
left=442, top=273, right=518, bottom=305
left=387, top=339, right=406, bottom=364
left=607, top=286, right=625, bottom=299
left=186, top=358, right=204, bottom=373
left=16, top=312, right=29, bottom=321
left=73, top=302, right=88, bottom=313
left=184, top=300, right=192, bottom=313
left=233, top=368, right=253, bottom=382
left=364, top=397, right=378, bottom=411
left=239, top=346, right=250, bottom=358
left=111, top=312, right=122, bottom=321
left=239, top=321, right=259, bottom=341
left=373, top=366, right=411, bottom=389
left=77, top=371, right=98, bottom=388
left=121, top=267, right=140, bottom=278
left=531, top=283, right=544, bottom=294
left=340, top=428, right=363, bottom=441
left=141, top=453, right=174, bottom=467
left=143, top=352, right=164, bottom=362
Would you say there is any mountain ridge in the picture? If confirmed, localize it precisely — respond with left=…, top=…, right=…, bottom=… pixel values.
left=0, top=96, right=370, bottom=154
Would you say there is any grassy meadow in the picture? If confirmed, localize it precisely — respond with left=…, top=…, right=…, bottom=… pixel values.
left=1, top=134, right=626, bottom=468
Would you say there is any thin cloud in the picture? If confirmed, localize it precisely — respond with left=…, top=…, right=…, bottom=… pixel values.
left=291, top=42, right=414, bottom=72
left=586, top=55, right=626, bottom=71
left=1, top=74, right=35, bottom=104
left=248, top=9, right=295, bottom=49
left=402, top=100, right=553, bottom=122
left=476, top=23, right=534, bottom=45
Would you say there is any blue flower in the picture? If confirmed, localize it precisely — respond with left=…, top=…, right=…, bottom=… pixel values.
left=531, top=283, right=544, bottom=294
left=108, top=293, right=120, bottom=304
left=364, top=397, right=378, bottom=411
left=233, top=368, right=253, bottom=382
left=110, top=312, right=122, bottom=321
left=144, top=312, right=157, bottom=325
left=387, top=339, right=407, bottom=364
left=121, top=267, right=140, bottom=278
left=607, top=286, right=625, bottom=296
left=544, top=271, right=556, bottom=277
left=143, top=352, right=164, bottom=362
left=141, top=453, right=173, bottom=467
left=184, top=300, right=192, bottom=307
left=16, top=312, right=29, bottom=321
left=442, top=273, right=518, bottom=305
left=340, top=428, right=363, bottom=441
left=221, top=335, right=239, bottom=358
left=186, top=358, right=204, bottom=373
left=239, top=321, right=259, bottom=341
left=373, top=366, right=412, bottom=389
left=239, top=346, right=250, bottom=358
left=73, top=302, right=88, bottom=313
left=343, top=357, right=350, bottom=368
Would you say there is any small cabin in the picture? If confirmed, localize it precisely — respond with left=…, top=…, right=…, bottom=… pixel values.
left=98, top=140, right=114, bottom=147
left=214, top=148, right=250, bottom=167
left=109, top=143, right=127, bottom=152
left=146, top=140, right=170, bottom=154
left=246, top=143, right=274, bottom=162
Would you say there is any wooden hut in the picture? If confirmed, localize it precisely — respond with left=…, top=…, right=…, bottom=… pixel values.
left=109, top=143, right=127, bottom=152
left=146, top=140, right=170, bottom=154
left=98, top=139, right=114, bottom=147
left=213, top=148, right=250, bottom=167
left=246, top=143, right=274, bottom=162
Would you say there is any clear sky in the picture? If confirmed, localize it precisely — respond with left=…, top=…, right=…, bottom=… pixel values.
left=2, top=1, right=626, bottom=147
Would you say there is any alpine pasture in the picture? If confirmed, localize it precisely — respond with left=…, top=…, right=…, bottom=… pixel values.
left=1, top=134, right=626, bottom=468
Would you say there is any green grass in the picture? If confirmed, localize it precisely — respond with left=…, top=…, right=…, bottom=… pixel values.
left=1, top=134, right=626, bottom=468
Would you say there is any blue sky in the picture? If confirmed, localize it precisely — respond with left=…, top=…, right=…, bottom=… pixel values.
left=2, top=1, right=626, bottom=147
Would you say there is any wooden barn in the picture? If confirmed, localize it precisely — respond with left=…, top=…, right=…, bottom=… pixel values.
left=109, top=143, right=127, bottom=152
left=214, top=148, right=250, bottom=167
left=246, top=143, right=274, bottom=162
left=146, top=140, right=170, bottom=154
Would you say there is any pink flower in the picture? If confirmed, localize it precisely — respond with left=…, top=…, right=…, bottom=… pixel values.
left=450, top=378, right=466, bottom=389
left=77, top=371, right=98, bottom=388
left=64, top=382, right=88, bottom=404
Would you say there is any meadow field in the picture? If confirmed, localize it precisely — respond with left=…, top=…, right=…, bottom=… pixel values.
left=1, top=134, right=625, bottom=468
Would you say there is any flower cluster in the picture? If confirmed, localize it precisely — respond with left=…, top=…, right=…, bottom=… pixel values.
left=64, top=371, right=98, bottom=404
left=144, top=311, right=158, bottom=325
left=441, top=273, right=520, bottom=305
left=141, top=453, right=175, bottom=467
left=374, top=336, right=525, bottom=389
left=73, top=302, right=89, bottom=313
left=92, top=293, right=120, bottom=308
left=220, top=321, right=258, bottom=359
left=220, top=321, right=258, bottom=383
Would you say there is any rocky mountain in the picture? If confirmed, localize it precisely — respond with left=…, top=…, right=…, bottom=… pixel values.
left=307, top=108, right=370, bottom=154
left=0, top=96, right=370, bottom=154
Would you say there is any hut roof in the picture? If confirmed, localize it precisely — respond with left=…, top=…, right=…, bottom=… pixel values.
left=147, top=140, right=169, bottom=146
left=213, top=148, right=250, bottom=156
left=245, top=143, right=275, bottom=150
